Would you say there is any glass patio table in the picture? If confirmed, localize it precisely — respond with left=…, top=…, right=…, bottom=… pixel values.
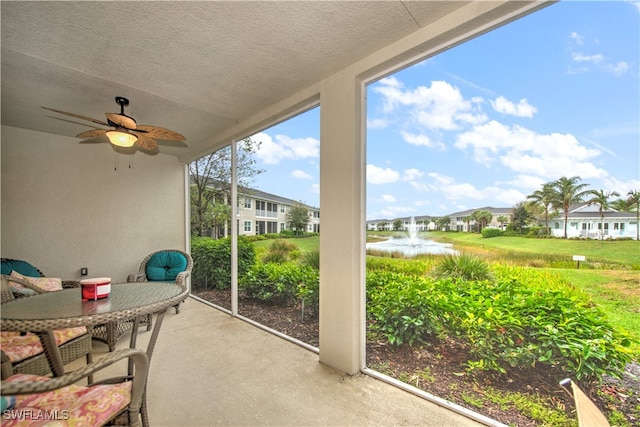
left=1, top=281, right=187, bottom=377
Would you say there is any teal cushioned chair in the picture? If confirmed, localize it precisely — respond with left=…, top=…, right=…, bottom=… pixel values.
left=126, top=249, right=192, bottom=313
left=1, top=258, right=80, bottom=290
left=92, top=249, right=192, bottom=352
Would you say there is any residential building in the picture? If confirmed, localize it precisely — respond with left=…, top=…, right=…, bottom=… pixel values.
left=238, top=188, right=320, bottom=236
left=551, top=203, right=638, bottom=239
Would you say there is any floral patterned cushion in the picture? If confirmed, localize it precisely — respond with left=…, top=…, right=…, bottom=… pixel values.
left=9, top=271, right=63, bottom=293
left=0, top=327, right=87, bottom=363
left=2, top=373, right=132, bottom=426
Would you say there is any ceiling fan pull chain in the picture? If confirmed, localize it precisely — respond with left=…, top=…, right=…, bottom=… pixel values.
left=114, top=154, right=118, bottom=171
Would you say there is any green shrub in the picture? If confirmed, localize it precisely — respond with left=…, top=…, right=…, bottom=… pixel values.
left=481, top=228, right=503, bottom=238
left=367, top=271, right=448, bottom=346
left=299, top=249, right=320, bottom=270
left=366, top=265, right=634, bottom=383
left=240, top=262, right=319, bottom=312
left=431, top=254, right=494, bottom=282
left=191, top=237, right=256, bottom=290
left=366, top=256, right=434, bottom=277
left=262, top=239, right=300, bottom=263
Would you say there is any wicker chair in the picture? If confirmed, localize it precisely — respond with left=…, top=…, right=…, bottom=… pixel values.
left=92, top=249, right=192, bottom=352
left=1, top=257, right=81, bottom=291
left=2, top=348, right=149, bottom=427
left=0, top=275, right=93, bottom=379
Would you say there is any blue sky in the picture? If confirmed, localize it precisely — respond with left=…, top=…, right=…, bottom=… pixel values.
left=249, top=1, right=639, bottom=220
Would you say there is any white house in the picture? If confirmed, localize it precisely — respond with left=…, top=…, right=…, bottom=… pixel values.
left=552, top=203, right=638, bottom=239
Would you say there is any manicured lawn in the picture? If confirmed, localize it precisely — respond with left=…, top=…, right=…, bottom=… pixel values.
left=252, top=235, right=319, bottom=252
left=426, top=231, right=639, bottom=266
left=552, top=268, right=640, bottom=354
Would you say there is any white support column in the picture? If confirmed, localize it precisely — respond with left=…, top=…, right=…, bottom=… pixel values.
left=231, top=140, right=238, bottom=315
left=319, top=73, right=366, bottom=374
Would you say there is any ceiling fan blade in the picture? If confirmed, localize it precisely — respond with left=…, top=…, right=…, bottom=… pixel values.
left=77, top=129, right=108, bottom=139
left=135, top=136, right=159, bottom=152
left=135, top=125, right=186, bottom=142
left=42, top=107, right=109, bottom=127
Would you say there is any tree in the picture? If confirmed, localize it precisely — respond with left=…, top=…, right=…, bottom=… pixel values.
left=189, top=138, right=264, bottom=237
left=471, top=210, right=492, bottom=233
left=211, top=203, right=231, bottom=239
left=526, top=182, right=556, bottom=234
left=463, top=215, right=472, bottom=232
left=611, top=198, right=632, bottom=212
left=586, top=189, right=620, bottom=239
left=626, top=189, right=640, bottom=240
left=511, top=202, right=532, bottom=233
left=549, top=176, right=590, bottom=238
left=287, top=203, right=310, bottom=236
left=496, top=215, right=508, bottom=229
left=393, top=219, right=403, bottom=231
left=436, top=216, right=451, bottom=231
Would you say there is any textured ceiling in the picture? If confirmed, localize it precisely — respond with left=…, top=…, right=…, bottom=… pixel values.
left=1, top=1, right=546, bottom=161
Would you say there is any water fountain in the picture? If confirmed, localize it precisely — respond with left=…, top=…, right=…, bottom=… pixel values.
left=366, top=216, right=457, bottom=256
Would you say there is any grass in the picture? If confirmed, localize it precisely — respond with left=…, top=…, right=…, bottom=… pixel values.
left=426, top=231, right=639, bottom=268
left=252, top=235, right=319, bottom=252
left=551, top=268, right=640, bottom=354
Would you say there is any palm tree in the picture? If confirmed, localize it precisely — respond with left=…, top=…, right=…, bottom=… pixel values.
left=526, top=182, right=555, bottom=234
left=549, top=176, right=591, bottom=238
left=586, top=189, right=620, bottom=239
left=627, top=189, right=640, bottom=240
left=611, top=198, right=632, bottom=212
left=497, top=215, right=508, bottom=230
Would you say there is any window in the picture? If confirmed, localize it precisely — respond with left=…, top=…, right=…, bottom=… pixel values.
left=244, top=221, right=252, bottom=232
left=281, top=205, right=286, bottom=213
left=244, top=197, right=252, bottom=209
left=267, top=202, right=278, bottom=218
left=280, top=222, right=286, bottom=232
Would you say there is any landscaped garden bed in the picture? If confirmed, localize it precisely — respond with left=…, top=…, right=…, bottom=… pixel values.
left=191, top=235, right=640, bottom=426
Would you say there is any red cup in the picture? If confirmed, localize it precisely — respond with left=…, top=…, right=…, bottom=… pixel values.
left=80, top=277, right=111, bottom=300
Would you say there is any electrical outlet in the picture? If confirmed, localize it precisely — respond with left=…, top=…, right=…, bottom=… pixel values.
left=80, top=267, right=88, bottom=276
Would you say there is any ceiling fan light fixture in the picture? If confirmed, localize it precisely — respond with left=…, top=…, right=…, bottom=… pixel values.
left=106, top=130, right=137, bottom=147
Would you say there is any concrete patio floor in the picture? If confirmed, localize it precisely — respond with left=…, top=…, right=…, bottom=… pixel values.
left=86, top=297, right=490, bottom=426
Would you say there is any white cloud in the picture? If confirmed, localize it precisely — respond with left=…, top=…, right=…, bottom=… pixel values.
left=311, top=183, right=320, bottom=194
left=602, top=176, right=640, bottom=196
left=378, top=206, right=417, bottom=218
left=454, top=121, right=608, bottom=180
left=570, top=31, right=584, bottom=46
left=400, top=131, right=446, bottom=150
left=402, top=168, right=424, bottom=181
left=426, top=173, right=525, bottom=206
left=572, top=52, right=604, bottom=64
left=253, top=132, right=319, bottom=165
left=291, top=169, right=312, bottom=180
left=490, top=96, right=537, bottom=118
left=367, top=164, right=400, bottom=184
left=367, top=118, right=389, bottom=129
left=381, top=194, right=397, bottom=203
left=607, top=61, right=629, bottom=77
left=372, top=79, right=486, bottom=131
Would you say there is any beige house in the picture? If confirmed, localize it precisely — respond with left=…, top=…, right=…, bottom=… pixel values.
left=1, top=1, right=553, bottom=381
left=238, top=188, right=320, bottom=236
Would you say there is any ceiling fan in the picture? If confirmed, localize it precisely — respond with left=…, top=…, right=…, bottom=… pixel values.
left=42, top=96, right=186, bottom=152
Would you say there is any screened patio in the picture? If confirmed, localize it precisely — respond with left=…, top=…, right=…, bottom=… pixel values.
left=1, top=2, right=553, bottom=425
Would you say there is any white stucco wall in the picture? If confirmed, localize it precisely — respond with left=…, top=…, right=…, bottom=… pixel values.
left=1, top=125, right=187, bottom=282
